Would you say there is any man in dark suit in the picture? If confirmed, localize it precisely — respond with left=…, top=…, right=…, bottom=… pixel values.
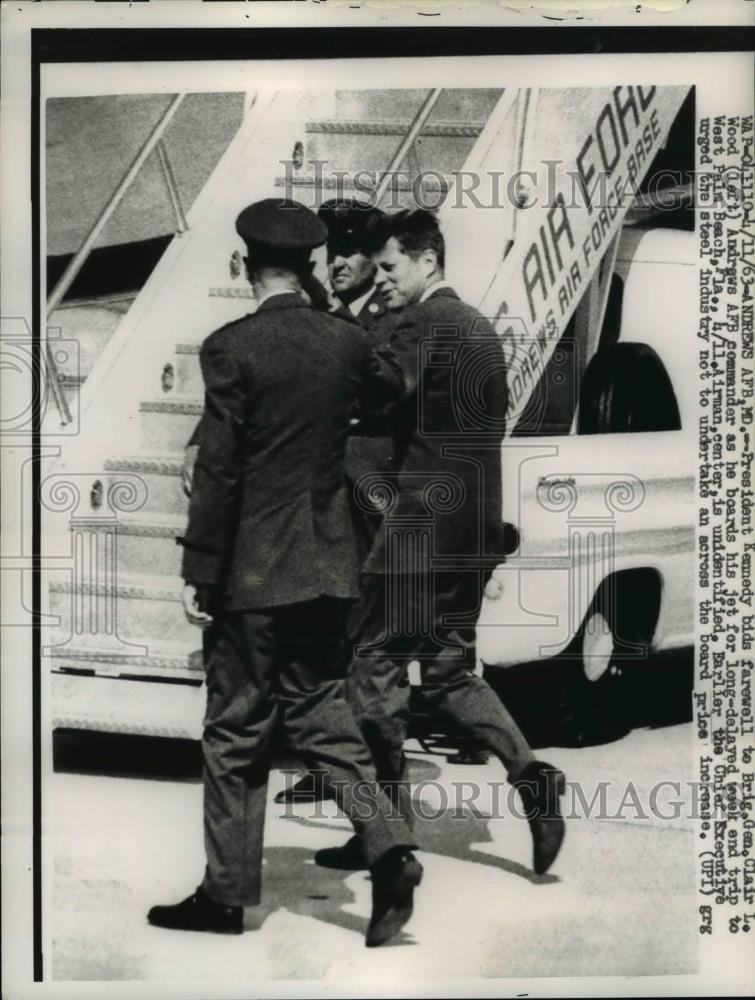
left=315, top=209, right=567, bottom=877
left=148, top=199, right=422, bottom=947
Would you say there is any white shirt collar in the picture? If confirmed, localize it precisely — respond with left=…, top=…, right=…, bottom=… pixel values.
left=347, top=285, right=378, bottom=317
left=419, top=280, right=452, bottom=303
left=254, top=288, right=303, bottom=309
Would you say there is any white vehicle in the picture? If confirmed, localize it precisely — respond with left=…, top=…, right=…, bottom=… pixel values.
left=476, top=225, right=695, bottom=744
left=43, top=86, right=695, bottom=741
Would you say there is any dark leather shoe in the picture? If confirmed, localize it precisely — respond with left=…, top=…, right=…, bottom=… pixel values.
left=314, top=834, right=367, bottom=871
left=274, top=770, right=330, bottom=804
left=147, top=887, right=243, bottom=934
left=514, top=761, right=566, bottom=875
left=366, top=848, right=423, bottom=947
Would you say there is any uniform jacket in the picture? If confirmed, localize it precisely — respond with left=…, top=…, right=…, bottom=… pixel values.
left=362, top=286, right=509, bottom=576
left=186, top=288, right=392, bottom=448
left=181, top=293, right=401, bottom=608
left=353, top=286, right=392, bottom=338
left=334, top=287, right=396, bottom=486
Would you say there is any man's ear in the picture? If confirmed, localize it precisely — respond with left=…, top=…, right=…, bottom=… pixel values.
left=420, top=248, right=438, bottom=273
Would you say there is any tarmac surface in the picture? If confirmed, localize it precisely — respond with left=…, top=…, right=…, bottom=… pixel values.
left=48, top=719, right=697, bottom=984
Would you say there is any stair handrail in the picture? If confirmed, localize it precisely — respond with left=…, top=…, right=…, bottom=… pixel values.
left=46, top=90, right=306, bottom=472
left=46, top=94, right=186, bottom=319
left=155, top=138, right=188, bottom=234
left=45, top=93, right=186, bottom=425
left=374, top=88, right=443, bottom=206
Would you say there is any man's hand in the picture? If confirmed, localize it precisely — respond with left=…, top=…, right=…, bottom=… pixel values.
left=301, top=271, right=341, bottom=313
left=182, top=445, right=199, bottom=498
left=183, top=583, right=215, bottom=628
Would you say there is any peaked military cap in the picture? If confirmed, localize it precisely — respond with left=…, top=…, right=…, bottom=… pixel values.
left=235, top=198, right=328, bottom=251
left=318, top=198, right=384, bottom=254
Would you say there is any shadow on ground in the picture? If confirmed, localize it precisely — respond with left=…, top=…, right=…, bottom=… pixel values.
left=255, top=846, right=417, bottom=948
left=281, top=802, right=557, bottom=888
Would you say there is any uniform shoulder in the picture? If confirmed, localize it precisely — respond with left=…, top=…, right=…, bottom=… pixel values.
left=314, top=307, right=371, bottom=342
left=201, top=313, right=256, bottom=353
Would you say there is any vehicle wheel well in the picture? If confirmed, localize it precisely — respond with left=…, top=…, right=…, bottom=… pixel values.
left=574, top=567, right=663, bottom=653
left=578, top=341, right=682, bottom=435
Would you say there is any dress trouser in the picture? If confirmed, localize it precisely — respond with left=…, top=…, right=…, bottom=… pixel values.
left=200, top=596, right=416, bottom=907
left=345, top=569, right=536, bottom=824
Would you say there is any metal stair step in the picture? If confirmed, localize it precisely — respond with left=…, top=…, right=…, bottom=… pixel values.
left=174, top=342, right=203, bottom=394
left=51, top=671, right=204, bottom=739
left=305, top=119, right=486, bottom=137
left=71, top=510, right=187, bottom=576
left=331, top=88, right=502, bottom=123
left=48, top=573, right=198, bottom=649
left=140, top=396, right=202, bottom=451
left=104, top=452, right=188, bottom=515
left=277, top=173, right=455, bottom=191
left=50, top=642, right=203, bottom=681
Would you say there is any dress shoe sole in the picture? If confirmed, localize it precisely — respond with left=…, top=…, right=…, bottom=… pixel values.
left=366, top=859, right=423, bottom=948
left=274, top=775, right=331, bottom=805
left=314, top=852, right=367, bottom=871
left=314, top=840, right=367, bottom=871
left=275, top=791, right=332, bottom=804
left=531, top=818, right=565, bottom=875
left=532, top=769, right=566, bottom=875
left=147, top=909, right=243, bottom=935
left=275, top=791, right=320, bottom=803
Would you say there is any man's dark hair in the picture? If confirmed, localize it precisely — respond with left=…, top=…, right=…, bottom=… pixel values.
left=244, top=242, right=313, bottom=281
left=366, top=208, right=445, bottom=270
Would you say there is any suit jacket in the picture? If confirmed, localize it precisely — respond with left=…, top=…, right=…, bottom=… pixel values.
left=181, top=293, right=401, bottom=608
left=362, top=286, right=509, bottom=576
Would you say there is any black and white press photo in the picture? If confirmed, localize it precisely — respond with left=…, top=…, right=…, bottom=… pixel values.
left=1, top=4, right=754, bottom=998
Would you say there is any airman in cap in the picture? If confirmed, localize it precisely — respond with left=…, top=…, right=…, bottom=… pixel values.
left=235, top=197, right=328, bottom=255
left=180, top=199, right=327, bottom=490
left=273, top=200, right=395, bottom=807
left=317, top=199, right=387, bottom=329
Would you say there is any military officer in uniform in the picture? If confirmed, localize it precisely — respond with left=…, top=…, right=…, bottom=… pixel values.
left=182, top=199, right=392, bottom=500
left=315, top=198, right=395, bottom=510
left=275, top=198, right=396, bottom=806
left=148, top=199, right=422, bottom=947
left=315, top=209, right=568, bottom=877
left=317, top=198, right=390, bottom=334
